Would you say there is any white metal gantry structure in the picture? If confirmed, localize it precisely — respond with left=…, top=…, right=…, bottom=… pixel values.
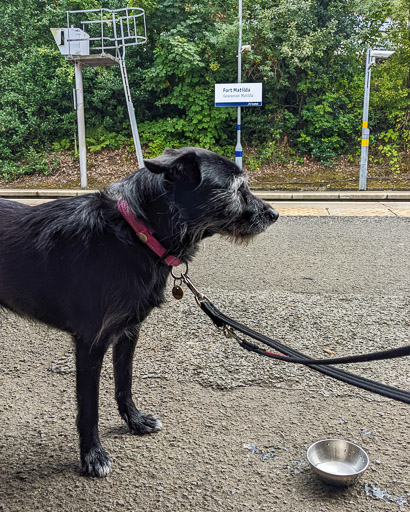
left=52, top=7, right=147, bottom=188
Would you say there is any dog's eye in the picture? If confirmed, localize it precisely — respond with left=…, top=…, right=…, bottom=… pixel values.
left=237, top=184, right=249, bottom=205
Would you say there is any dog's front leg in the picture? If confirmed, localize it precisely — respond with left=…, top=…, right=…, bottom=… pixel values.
left=75, top=341, right=111, bottom=477
left=113, top=330, right=163, bottom=435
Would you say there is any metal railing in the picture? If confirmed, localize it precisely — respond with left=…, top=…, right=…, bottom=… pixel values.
left=65, top=7, right=147, bottom=59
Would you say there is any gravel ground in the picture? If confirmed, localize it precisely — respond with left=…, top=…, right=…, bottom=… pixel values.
left=0, top=216, right=409, bottom=511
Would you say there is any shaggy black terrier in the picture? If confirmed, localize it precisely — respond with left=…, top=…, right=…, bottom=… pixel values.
left=0, top=147, right=278, bottom=476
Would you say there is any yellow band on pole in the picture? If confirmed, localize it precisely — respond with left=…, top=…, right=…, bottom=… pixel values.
left=361, top=139, right=369, bottom=146
left=362, top=121, right=368, bottom=128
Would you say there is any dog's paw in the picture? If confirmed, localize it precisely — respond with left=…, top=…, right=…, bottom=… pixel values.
left=81, top=446, right=112, bottom=477
left=127, top=412, right=162, bottom=435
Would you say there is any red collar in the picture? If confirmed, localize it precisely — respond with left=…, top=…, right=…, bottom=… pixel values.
left=118, top=199, right=183, bottom=267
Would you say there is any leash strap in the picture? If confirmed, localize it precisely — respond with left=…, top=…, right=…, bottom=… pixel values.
left=201, top=301, right=410, bottom=365
left=199, top=300, right=410, bottom=405
left=118, top=199, right=183, bottom=267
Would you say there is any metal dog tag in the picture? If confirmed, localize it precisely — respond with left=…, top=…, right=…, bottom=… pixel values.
left=172, top=285, right=184, bottom=300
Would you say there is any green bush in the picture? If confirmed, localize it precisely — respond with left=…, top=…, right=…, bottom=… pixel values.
left=0, top=46, right=75, bottom=161
left=0, top=0, right=408, bottom=174
left=0, top=149, right=58, bottom=182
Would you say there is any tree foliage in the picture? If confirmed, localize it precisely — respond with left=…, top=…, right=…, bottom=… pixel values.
left=0, top=0, right=408, bottom=174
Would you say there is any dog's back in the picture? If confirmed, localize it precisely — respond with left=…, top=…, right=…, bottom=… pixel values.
left=0, top=195, right=161, bottom=339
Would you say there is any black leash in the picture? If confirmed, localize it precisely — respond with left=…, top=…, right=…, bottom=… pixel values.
left=200, top=301, right=410, bottom=405
left=174, top=271, right=410, bottom=405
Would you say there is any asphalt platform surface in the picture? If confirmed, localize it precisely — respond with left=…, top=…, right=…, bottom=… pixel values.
left=0, top=202, right=409, bottom=511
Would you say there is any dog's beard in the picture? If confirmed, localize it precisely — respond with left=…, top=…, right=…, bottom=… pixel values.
left=185, top=215, right=271, bottom=246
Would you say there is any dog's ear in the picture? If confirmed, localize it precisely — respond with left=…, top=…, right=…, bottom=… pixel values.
left=144, top=150, right=201, bottom=187
left=143, top=158, right=167, bottom=174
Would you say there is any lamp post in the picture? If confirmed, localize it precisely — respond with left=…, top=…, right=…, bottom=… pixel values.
left=359, top=48, right=394, bottom=190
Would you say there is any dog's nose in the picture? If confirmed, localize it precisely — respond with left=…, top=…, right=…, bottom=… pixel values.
left=268, top=207, right=279, bottom=223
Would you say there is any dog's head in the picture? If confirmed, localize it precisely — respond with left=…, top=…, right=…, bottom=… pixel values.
left=142, top=147, right=278, bottom=243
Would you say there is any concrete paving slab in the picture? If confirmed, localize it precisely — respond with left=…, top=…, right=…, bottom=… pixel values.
left=6, top=198, right=55, bottom=206
left=386, top=191, right=410, bottom=200
left=275, top=207, right=329, bottom=217
left=268, top=201, right=410, bottom=217
left=392, top=209, right=410, bottom=217
left=257, top=190, right=410, bottom=201
left=290, top=191, right=341, bottom=200
left=327, top=206, right=395, bottom=217
left=339, top=191, right=388, bottom=200
left=381, top=203, right=410, bottom=217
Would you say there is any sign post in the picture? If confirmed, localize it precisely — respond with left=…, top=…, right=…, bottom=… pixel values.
left=236, top=0, right=243, bottom=169
left=215, top=83, right=262, bottom=169
left=214, top=0, right=262, bottom=169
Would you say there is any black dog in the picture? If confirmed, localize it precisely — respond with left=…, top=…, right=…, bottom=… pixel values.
left=0, top=147, right=278, bottom=476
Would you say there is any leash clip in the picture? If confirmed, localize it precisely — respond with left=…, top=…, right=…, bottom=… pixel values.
left=170, top=264, right=209, bottom=305
left=222, top=326, right=242, bottom=344
left=182, top=274, right=210, bottom=305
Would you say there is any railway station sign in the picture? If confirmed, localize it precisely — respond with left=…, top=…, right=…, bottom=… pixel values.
left=215, top=83, right=262, bottom=107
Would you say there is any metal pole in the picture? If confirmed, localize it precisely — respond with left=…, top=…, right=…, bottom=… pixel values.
left=119, top=58, right=144, bottom=169
left=359, top=48, right=372, bottom=191
left=235, top=0, right=243, bottom=169
left=74, top=61, right=88, bottom=188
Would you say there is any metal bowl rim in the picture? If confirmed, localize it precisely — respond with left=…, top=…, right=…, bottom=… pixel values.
left=306, top=438, right=370, bottom=476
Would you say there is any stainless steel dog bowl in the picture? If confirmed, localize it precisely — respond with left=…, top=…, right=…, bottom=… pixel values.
left=307, top=439, right=369, bottom=487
